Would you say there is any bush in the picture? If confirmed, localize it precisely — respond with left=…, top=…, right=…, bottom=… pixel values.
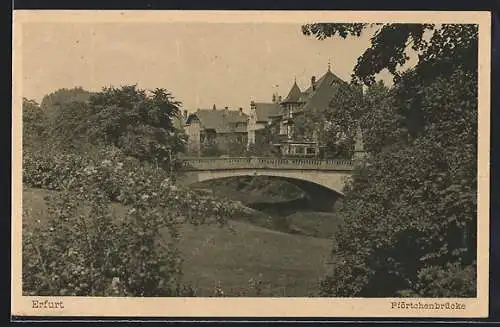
left=23, top=189, right=128, bottom=296
left=414, top=262, right=476, bottom=297
left=22, top=146, right=241, bottom=296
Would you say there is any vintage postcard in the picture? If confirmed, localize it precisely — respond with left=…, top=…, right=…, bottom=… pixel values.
left=12, top=10, right=491, bottom=318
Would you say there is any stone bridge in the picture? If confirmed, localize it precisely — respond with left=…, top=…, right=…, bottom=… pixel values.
left=178, top=157, right=355, bottom=210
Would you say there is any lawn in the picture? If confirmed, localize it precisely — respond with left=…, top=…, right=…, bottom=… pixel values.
left=174, top=221, right=333, bottom=296
left=22, top=187, right=334, bottom=297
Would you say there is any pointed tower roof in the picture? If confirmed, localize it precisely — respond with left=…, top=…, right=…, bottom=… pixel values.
left=281, top=79, right=302, bottom=104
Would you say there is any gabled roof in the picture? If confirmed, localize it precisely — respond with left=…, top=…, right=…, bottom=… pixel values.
left=281, top=81, right=302, bottom=104
left=253, top=102, right=281, bottom=122
left=300, top=69, right=351, bottom=112
left=186, top=108, right=248, bottom=134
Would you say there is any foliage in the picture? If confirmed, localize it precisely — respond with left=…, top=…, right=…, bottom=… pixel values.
left=356, top=81, right=401, bottom=154
left=307, top=79, right=401, bottom=157
left=302, top=23, right=478, bottom=297
left=414, top=263, right=476, bottom=297
left=246, top=125, right=275, bottom=157
left=302, top=23, right=435, bottom=85
left=201, top=141, right=223, bottom=157
left=226, top=136, right=247, bottom=156
left=22, top=98, right=47, bottom=150
left=321, top=137, right=476, bottom=297
left=199, top=136, right=247, bottom=157
left=22, top=146, right=241, bottom=296
left=48, top=100, right=94, bottom=152
left=85, top=86, right=186, bottom=164
left=302, top=23, right=369, bottom=40
left=246, top=124, right=278, bottom=156
left=40, top=86, right=93, bottom=114
left=36, top=85, right=187, bottom=169
left=292, top=83, right=362, bottom=158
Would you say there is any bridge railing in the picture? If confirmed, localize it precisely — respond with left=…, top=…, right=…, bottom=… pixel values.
left=180, top=157, right=354, bottom=171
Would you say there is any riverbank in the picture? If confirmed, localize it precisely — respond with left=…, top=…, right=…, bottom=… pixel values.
left=191, top=176, right=344, bottom=238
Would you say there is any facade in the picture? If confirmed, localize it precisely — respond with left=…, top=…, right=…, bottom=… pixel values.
left=247, top=97, right=282, bottom=148
left=184, top=105, right=248, bottom=156
left=247, top=65, right=362, bottom=157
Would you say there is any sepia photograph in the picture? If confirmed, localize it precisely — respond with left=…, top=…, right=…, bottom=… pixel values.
left=12, top=10, right=490, bottom=318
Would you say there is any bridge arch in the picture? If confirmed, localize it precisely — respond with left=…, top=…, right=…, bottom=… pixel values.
left=179, top=168, right=350, bottom=196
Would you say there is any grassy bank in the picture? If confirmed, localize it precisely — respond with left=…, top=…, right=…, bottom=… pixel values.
left=174, top=220, right=333, bottom=296
left=23, top=187, right=334, bottom=297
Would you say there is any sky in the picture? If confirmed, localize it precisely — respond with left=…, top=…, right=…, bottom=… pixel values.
left=21, top=22, right=394, bottom=113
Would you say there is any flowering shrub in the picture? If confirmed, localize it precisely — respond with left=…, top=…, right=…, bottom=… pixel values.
left=22, top=146, right=241, bottom=296
left=23, top=148, right=90, bottom=191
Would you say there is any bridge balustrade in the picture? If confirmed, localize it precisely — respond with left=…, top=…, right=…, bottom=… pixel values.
left=180, top=157, right=354, bottom=171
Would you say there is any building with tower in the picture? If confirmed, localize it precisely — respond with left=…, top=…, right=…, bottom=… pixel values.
left=184, top=104, right=248, bottom=156
left=247, top=62, right=364, bottom=158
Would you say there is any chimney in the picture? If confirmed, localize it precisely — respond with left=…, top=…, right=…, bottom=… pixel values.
left=311, top=76, right=316, bottom=91
left=224, top=106, right=229, bottom=111
left=278, top=95, right=282, bottom=103
left=272, top=93, right=276, bottom=103
left=239, top=107, right=243, bottom=115
left=183, top=110, right=188, bottom=120
left=212, top=104, right=216, bottom=110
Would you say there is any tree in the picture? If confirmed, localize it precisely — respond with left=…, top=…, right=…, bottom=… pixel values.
left=326, top=80, right=401, bottom=157
left=48, top=100, right=93, bottom=152
left=22, top=98, right=47, bottom=150
left=40, top=86, right=93, bottom=112
left=292, top=82, right=363, bottom=158
left=302, top=23, right=478, bottom=297
left=86, top=86, right=186, bottom=165
left=201, top=140, right=223, bottom=157
left=226, top=135, right=247, bottom=156
left=357, top=81, right=401, bottom=154
left=32, top=87, right=93, bottom=152
left=41, top=85, right=187, bottom=169
left=246, top=124, right=279, bottom=157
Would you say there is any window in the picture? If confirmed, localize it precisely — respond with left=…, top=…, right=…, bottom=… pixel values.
left=280, top=121, right=287, bottom=135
